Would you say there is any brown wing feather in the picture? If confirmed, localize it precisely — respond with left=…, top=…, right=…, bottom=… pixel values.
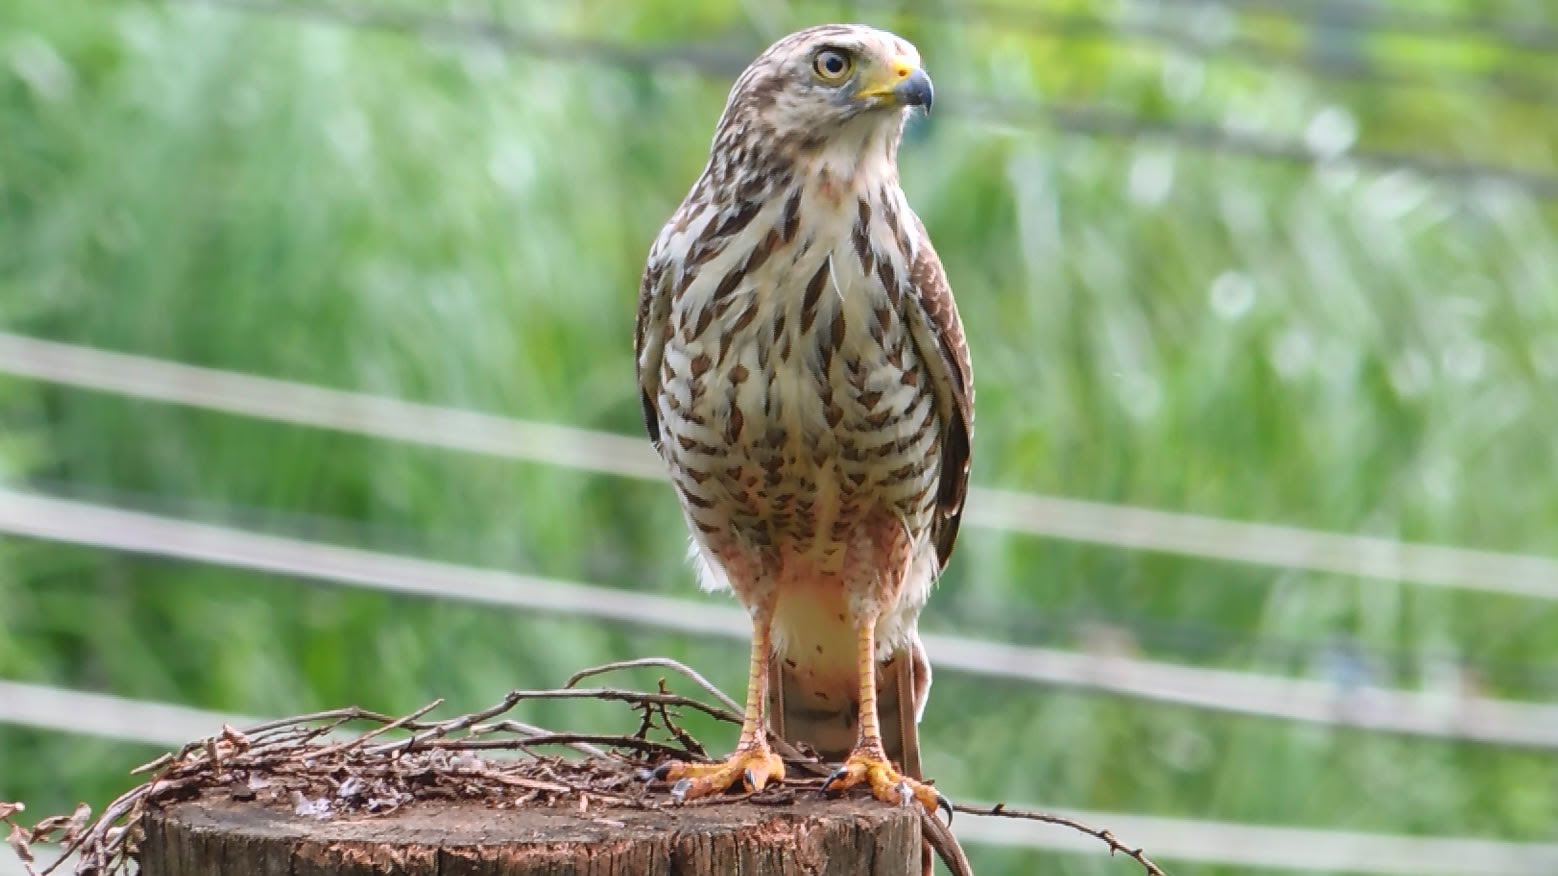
left=903, top=220, right=974, bottom=570
left=634, top=254, right=671, bottom=448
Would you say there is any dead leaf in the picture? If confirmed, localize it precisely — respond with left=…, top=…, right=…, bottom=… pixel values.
left=6, top=822, right=32, bottom=863
left=220, top=724, right=250, bottom=750
left=60, top=802, right=92, bottom=844
left=28, top=814, right=70, bottom=842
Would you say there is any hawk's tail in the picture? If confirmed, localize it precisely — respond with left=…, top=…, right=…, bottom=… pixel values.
left=767, top=636, right=932, bottom=778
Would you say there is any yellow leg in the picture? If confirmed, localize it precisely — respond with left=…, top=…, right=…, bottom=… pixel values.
left=856, top=617, right=887, bottom=755
left=653, top=608, right=784, bottom=799
left=821, top=615, right=950, bottom=819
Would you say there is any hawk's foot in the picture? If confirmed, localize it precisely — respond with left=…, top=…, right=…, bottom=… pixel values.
left=653, top=744, right=785, bottom=801
left=821, top=749, right=952, bottom=821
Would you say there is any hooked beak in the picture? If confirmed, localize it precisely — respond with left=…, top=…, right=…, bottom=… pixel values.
left=856, top=57, right=934, bottom=114
left=894, top=67, right=934, bottom=112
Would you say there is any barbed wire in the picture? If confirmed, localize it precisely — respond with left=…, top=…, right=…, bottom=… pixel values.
left=27, top=474, right=1558, bottom=697
left=1143, top=0, right=1558, bottom=54
left=151, top=0, right=1558, bottom=199
left=840, top=0, right=1558, bottom=109
left=7, top=333, right=1556, bottom=602
left=967, top=98, right=1558, bottom=197
left=7, top=489, right=1558, bottom=747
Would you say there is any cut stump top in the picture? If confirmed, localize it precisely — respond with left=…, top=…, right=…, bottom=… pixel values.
left=141, top=795, right=923, bottom=876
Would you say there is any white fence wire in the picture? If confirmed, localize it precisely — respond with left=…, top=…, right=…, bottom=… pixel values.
left=6, top=333, right=1558, bottom=873
left=3, top=333, right=1555, bottom=599
left=4, top=488, right=1557, bottom=748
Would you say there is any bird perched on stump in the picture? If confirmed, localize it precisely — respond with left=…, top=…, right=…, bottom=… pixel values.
left=635, top=24, right=973, bottom=820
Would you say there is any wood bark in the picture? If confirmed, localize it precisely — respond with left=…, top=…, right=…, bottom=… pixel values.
left=140, top=795, right=922, bottom=875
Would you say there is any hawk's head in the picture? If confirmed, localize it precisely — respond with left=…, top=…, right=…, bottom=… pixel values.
left=716, top=25, right=932, bottom=157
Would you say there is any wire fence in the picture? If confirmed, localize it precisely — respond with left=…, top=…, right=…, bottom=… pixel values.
left=841, top=0, right=1558, bottom=109
left=153, top=0, right=1558, bottom=199
left=27, top=474, right=1558, bottom=697
left=1141, top=0, right=1558, bottom=53
left=5, top=487, right=1557, bottom=747
left=6, top=333, right=1555, bottom=600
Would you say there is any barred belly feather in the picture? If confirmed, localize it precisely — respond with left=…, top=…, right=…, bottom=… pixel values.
left=656, top=161, right=941, bottom=677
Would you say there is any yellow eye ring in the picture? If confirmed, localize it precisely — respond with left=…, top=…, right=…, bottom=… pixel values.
left=812, top=48, right=853, bottom=81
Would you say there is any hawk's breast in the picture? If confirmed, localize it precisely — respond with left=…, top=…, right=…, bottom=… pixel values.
left=656, top=184, right=944, bottom=567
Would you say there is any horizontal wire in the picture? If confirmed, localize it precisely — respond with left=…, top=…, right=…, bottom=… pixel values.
left=150, top=0, right=1558, bottom=198
left=21, top=476, right=1558, bottom=696
left=0, top=681, right=260, bottom=748
left=3, top=487, right=1558, bottom=747
left=4, top=682, right=1555, bottom=874
left=1142, top=0, right=1558, bottom=54
left=841, top=0, right=1558, bottom=109
left=5, top=332, right=1556, bottom=600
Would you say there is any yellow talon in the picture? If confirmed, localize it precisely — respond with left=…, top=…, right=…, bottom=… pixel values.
left=654, top=746, right=786, bottom=801
left=821, top=750, right=950, bottom=819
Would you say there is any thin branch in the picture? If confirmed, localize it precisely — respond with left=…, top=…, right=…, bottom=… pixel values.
left=956, top=802, right=1170, bottom=876
left=311, top=698, right=443, bottom=758
left=239, top=705, right=402, bottom=735
left=566, top=658, right=743, bottom=716
left=472, top=720, right=608, bottom=758
left=417, top=733, right=694, bottom=760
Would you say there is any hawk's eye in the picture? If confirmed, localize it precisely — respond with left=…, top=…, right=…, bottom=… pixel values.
left=812, top=48, right=853, bottom=81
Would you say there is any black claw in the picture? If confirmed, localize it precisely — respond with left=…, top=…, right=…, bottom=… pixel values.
left=936, top=791, right=954, bottom=824
left=651, top=762, right=677, bottom=781
left=821, top=766, right=850, bottom=793
left=742, top=768, right=758, bottom=792
left=670, top=778, right=693, bottom=802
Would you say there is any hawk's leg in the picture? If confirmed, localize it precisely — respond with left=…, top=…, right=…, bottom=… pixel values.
left=653, top=604, right=785, bottom=800
left=821, top=613, right=949, bottom=818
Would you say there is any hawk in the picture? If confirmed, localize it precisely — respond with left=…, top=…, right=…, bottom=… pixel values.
left=636, top=24, right=972, bottom=817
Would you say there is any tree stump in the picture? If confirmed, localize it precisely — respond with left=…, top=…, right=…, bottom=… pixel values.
left=140, top=796, right=922, bottom=875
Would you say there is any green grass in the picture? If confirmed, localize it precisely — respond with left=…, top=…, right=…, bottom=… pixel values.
left=2, top=0, right=1557, bottom=873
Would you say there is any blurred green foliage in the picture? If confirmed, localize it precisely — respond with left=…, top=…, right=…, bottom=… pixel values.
left=2, top=0, right=1556, bottom=873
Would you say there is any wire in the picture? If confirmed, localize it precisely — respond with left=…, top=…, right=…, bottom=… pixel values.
left=5, top=681, right=1555, bottom=873
left=150, top=0, right=1558, bottom=199
left=4, top=487, right=1558, bottom=747
left=0, top=681, right=258, bottom=748
left=24, top=477, right=1558, bottom=697
left=841, top=0, right=1558, bottom=109
left=970, top=99, right=1558, bottom=198
left=5, top=332, right=1557, bottom=600
left=1142, top=0, right=1558, bottom=55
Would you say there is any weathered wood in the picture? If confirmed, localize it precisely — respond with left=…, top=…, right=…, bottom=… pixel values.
left=140, top=796, right=922, bottom=875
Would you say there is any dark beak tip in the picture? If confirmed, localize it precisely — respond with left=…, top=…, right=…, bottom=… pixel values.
left=895, top=69, right=934, bottom=113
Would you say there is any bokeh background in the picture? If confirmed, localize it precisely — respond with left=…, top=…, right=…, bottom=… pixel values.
left=3, top=0, right=1558, bottom=873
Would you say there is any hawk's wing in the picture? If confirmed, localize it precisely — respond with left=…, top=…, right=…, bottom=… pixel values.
left=635, top=245, right=672, bottom=449
left=902, top=217, right=974, bottom=570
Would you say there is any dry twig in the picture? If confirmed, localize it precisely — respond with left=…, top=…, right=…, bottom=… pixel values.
left=565, top=657, right=743, bottom=716
left=4, top=657, right=1168, bottom=876
left=956, top=802, right=1170, bottom=876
